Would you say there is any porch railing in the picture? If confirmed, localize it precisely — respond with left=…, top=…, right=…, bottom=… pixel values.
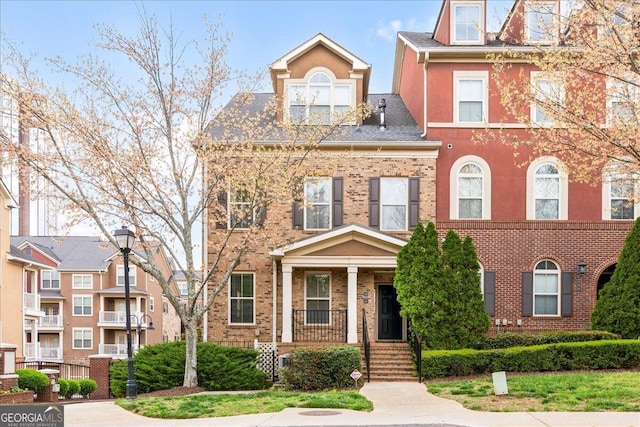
left=39, top=315, right=62, bottom=328
left=408, top=325, right=422, bottom=383
left=292, top=309, right=347, bottom=342
left=362, top=308, right=371, bottom=383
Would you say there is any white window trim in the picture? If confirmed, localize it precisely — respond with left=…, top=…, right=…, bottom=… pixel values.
left=524, top=0, right=558, bottom=45
left=284, top=67, right=356, bottom=125
left=380, top=177, right=409, bottom=231
left=533, top=260, right=561, bottom=317
left=149, top=296, right=155, bottom=312
left=526, top=157, right=568, bottom=220
left=449, top=155, right=492, bottom=219
left=304, top=177, right=332, bottom=231
left=117, top=265, right=137, bottom=286
left=72, top=328, right=93, bottom=350
left=453, top=71, right=488, bottom=124
left=72, top=274, right=93, bottom=290
left=228, top=272, right=256, bottom=325
left=72, top=294, right=93, bottom=317
left=530, top=71, right=564, bottom=126
left=228, top=187, right=257, bottom=230
left=602, top=163, right=640, bottom=220
left=450, top=1, right=485, bottom=45
left=606, top=76, right=638, bottom=127
left=304, top=272, right=332, bottom=326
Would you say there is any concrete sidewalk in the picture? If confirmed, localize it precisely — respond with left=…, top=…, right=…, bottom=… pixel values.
left=63, top=382, right=640, bottom=427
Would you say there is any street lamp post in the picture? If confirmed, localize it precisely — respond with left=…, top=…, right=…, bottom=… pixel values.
left=114, top=226, right=137, bottom=400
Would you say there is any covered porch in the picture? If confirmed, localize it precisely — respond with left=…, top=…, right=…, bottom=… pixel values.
left=270, top=224, right=407, bottom=345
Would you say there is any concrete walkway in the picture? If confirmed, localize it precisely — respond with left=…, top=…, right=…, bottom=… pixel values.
left=63, top=382, right=640, bottom=427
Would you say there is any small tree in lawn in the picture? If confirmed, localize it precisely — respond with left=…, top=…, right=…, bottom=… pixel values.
left=591, top=217, right=640, bottom=338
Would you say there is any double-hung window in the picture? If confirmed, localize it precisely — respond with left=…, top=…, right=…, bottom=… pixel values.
left=451, top=2, right=483, bottom=44
left=73, top=295, right=92, bottom=316
left=534, top=163, right=560, bottom=219
left=72, top=274, right=93, bottom=289
left=450, top=156, right=491, bottom=219
left=229, top=273, right=254, bottom=324
left=42, top=270, right=60, bottom=289
left=229, top=188, right=255, bottom=229
left=306, top=273, right=330, bottom=325
left=609, top=179, right=635, bottom=219
left=454, top=71, right=488, bottom=123
left=380, top=178, right=408, bottom=231
left=72, top=328, right=92, bottom=349
left=533, top=260, right=560, bottom=316
left=305, top=177, right=331, bottom=230
left=117, top=265, right=136, bottom=286
left=525, top=1, right=557, bottom=44
left=608, top=77, right=637, bottom=125
left=531, top=72, right=563, bottom=126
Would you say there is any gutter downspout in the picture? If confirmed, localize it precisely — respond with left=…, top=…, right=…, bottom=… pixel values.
left=272, top=259, right=277, bottom=344
left=421, top=52, right=429, bottom=138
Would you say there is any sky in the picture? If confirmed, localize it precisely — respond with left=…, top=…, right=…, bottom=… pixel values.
left=0, top=0, right=515, bottom=98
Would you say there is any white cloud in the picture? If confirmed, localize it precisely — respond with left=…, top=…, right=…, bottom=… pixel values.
left=375, top=18, right=422, bottom=41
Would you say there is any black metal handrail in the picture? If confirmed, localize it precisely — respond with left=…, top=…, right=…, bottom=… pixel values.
left=292, top=309, right=347, bottom=342
left=362, top=308, right=371, bottom=382
left=408, top=325, right=422, bottom=383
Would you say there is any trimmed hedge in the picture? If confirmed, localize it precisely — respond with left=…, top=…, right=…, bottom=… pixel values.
left=475, top=330, right=620, bottom=350
left=281, top=346, right=361, bottom=391
left=16, top=369, right=49, bottom=393
left=78, top=379, right=97, bottom=398
left=422, top=339, right=640, bottom=379
left=110, top=341, right=271, bottom=397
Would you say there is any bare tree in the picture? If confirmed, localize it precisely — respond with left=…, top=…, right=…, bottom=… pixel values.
left=1, top=11, right=361, bottom=387
left=482, top=0, right=640, bottom=182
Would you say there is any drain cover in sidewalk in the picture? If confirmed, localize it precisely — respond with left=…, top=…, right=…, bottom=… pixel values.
left=299, top=410, right=341, bottom=416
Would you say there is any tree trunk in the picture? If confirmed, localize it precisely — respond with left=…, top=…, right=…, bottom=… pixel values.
left=183, top=318, right=199, bottom=387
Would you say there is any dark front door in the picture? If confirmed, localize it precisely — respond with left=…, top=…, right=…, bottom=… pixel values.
left=377, top=285, right=402, bottom=340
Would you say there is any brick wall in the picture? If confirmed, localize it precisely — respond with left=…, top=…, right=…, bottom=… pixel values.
left=89, top=356, right=112, bottom=400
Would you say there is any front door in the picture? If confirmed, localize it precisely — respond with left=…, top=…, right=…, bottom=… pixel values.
left=377, top=285, right=402, bottom=340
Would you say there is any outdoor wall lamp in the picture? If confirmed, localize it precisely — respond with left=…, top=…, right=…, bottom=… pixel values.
left=577, top=260, right=587, bottom=276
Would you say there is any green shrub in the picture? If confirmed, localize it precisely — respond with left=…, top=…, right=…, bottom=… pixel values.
left=78, top=379, right=97, bottom=398
left=110, top=341, right=271, bottom=397
left=57, top=378, right=69, bottom=397
left=476, top=330, right=620, bottom=350
left=63, top=380, right=80, bottom=399
left=422, top=340, right=640, bottom=379
left=16, top=369, right=49, bottom=393
left=281, top=346, right=361, bottom=391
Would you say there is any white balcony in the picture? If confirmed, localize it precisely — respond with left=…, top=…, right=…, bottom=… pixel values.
left=39, top=315, right=62, bottom=329
left=24, top=342, right=36, bottom=360
left=100, top=343, right=140, bottom=357
left=23, top=293, right=40, bottom=311
left=98, top=311, right=144, bottom=327
left=40, top=347, right=62, bottom=360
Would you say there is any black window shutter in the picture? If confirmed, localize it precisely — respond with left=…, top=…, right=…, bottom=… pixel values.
left=292, top=178, right=304, bottom=229
left=483, top=271, right=496, bottom=316
left=216, top=191, right=228, bottom=229
left=408, top=177, right=420, bottom=229
left=256, top=205, right=267, bottom=228
left=369, top=177, right=380, bottom=228
left=561, top=272, right=573, bottom=317
left=332, top=177, right=343, bottom=228
left=522, top=272, right=533, bottom=317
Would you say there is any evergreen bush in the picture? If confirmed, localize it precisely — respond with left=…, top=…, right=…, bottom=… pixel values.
left=63, top=379, right=80, bottom=399
left=57, top=378, right=69, bottom=398
left=281, top=346, right=361, bottom=391
left=476, top=330, right=620, bottom=350
left=16, top=369, right=49, bottom=394
left=78, top=379, right=97, bottom=398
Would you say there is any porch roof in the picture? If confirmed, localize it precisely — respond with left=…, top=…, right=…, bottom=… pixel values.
left=269, top=223, right=407, bottom=268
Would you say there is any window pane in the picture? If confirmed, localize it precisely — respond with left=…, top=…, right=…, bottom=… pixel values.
left=334, top=86, right=351, bottom=105
left=307, top=274, right=330, bottom=298
left=459, top=101, right=483, bottom=122
left=535, top=177, right=559, bottom=197
left=381, top=206, right=407, bottom=230
left=310, top=73, right=330, bottom=83
left=459, top=79, right=483, bottom=99
left=534, top=295, right=558, bottom=315
left=611, top=199, right=634, bottom=219
left=459, top=199, right=482, bottom=219
left=459, top=176, right=482, bottom=197
left=289, top=85, right=306, bottom=103
left=306, top=205, right=330, bottom=229
left=455, top=5, right=480, bottom=41
left=534, top=274, right=558, bottom=293
left=306, top=179, right=331, bottom=203
left=310, top=86, right=330, bottom=105
left=535, top=199, right=559, bottom=219
left=381, top=178, right=407, bottom=204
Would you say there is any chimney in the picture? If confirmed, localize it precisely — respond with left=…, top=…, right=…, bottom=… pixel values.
left=378, top=98, right=387, bottom=130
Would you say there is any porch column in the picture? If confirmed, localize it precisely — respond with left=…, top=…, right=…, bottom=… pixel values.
left=281, top=264, right=293, bottom=343
left=347, top=266, right=358, bottom=344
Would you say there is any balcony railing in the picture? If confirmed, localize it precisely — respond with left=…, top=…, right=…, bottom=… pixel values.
left=292, top=309, right=347, bottom=342
left=99, top=311, right=144, bottom=325
left=24, top=343, right=36, bottom=359
left=99, top=343, right=140, bottom=356
left=40, top=347, right=62, bottom=360
left=24, top=293, right=40, bottom=311
left=39, top=315, right=62, bottom=328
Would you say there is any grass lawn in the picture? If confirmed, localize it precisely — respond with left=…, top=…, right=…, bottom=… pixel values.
left=116, top=390, right=373, bottom=419
left=426, top=370, right=640, bottom=412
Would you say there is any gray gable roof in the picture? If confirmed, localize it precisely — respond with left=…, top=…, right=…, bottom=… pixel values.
left=209, top=93, right=428, bottom=143
left=10, top=236, right=114, bottom=271
left=399, top=31, right=521, bottom=50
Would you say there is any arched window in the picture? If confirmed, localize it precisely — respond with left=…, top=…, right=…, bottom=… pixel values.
left=533, top=260, right=560, bottom=316
left=450, top=156, right=491, bottom=219
left=286, top=69, right=353, bottom=124
left=527, top=157, right=568, bottom=220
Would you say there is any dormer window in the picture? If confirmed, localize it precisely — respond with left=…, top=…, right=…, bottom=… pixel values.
left=525, top=1, right=557, bottom=44
left=451, top=1, right=484, bottom=45
left=286, top=69, right=354, bottom=125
